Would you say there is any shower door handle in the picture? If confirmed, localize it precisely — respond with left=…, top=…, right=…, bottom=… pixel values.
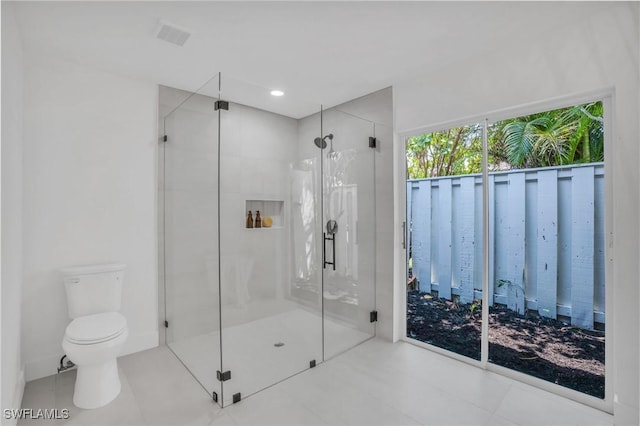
left=323, top=232, right=336, bottom=270
left=323, top=232, right=328, bottom=269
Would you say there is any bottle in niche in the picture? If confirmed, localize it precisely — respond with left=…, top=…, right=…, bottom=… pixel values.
left=246, top=211, right=254, bottom=228
left=255, top=210, right=262, bottom=228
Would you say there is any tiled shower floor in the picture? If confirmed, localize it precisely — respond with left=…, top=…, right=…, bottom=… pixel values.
left=168, top=308, right=371, bottom=405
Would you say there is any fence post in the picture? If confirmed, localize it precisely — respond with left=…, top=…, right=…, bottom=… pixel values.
left=438, top=179, right=453, bottom=300
left=488, top=174, right=495, bottom=307
left=412, top=181, right=432, bottom=292
left=571, top=166, right=595, bottom=330
left=506, top=172, right=526, bottom=314
left=536, top=170, right=558, bottom=319
left=459, top=177, right=475, bottom=303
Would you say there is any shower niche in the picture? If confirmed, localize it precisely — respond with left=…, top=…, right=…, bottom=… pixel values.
left=160, top=73, right=386, bottom=407
left=245, top=200, right=284, bottom=229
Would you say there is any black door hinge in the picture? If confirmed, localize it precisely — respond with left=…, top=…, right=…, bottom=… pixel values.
left=369, top=136, right=376, bottom=148
left=217, top=370, right=231, bottom=382
left=310, top=360, right=316, bottom=368
left=233, top=393, right=241, bottom=404
left=164, top=320, right=169, bottom=328
left=215, top=100, right=229, bottom=111
left=163, top=135, right=168, bottom=142
left=212, top=392, right=218, bottom=403
left=370, top=310, right=378, bottom=323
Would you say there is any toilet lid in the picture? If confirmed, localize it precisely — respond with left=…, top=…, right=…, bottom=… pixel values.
left=65, top=312, right=127, bottom=344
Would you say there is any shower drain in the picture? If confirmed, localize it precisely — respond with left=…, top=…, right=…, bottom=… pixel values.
left=274, top=342, right=285, bottom=347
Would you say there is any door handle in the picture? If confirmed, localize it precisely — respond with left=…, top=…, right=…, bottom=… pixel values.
left=323, top=232, right=336, bottom=270
left=323, top=232, right=326, bottom=269
left=402, top=221, right=406, bottom=249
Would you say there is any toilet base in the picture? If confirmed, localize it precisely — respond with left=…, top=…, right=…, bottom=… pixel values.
left=73, top=359, right=121, bottom=409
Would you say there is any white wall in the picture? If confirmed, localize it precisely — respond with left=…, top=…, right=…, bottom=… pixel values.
left=394, top=3, right=639, bottom=424
left=218, top=100, right=300, bottom=324
left=21, top=54, right=159, bottom=381
left=1, top=2, right=26, bottom=421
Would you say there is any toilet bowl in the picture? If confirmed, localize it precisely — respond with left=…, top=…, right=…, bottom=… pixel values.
left=61, top=263, right=128, bottom=409
left=62, top=312, right=128, bottom=409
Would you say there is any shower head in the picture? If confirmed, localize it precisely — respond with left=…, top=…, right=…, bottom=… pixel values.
left=314, top=137, right=327, bottom=149
left=314, top=133, right=333, bottom=149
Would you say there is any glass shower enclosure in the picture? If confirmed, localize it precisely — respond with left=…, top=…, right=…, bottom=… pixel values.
left=160, top=73, right=377, bottom=406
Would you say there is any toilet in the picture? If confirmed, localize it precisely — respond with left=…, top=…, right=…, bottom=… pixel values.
left=61, top=263, right=129, bottom=409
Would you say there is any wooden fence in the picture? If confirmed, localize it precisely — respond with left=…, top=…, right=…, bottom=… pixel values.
left=407, top=163, right=605, bottom=330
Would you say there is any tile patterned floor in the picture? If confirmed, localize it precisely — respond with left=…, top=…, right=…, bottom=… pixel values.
left=18, top=338, right=613, bottom=425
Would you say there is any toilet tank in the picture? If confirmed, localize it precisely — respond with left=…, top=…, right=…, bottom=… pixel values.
left=61, top=263, right=126, bottom=319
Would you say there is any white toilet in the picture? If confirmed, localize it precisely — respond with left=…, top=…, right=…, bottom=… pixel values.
left=61, top=263, right=129, bottom=409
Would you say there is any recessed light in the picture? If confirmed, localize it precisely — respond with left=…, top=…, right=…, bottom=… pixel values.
left=270, top=90, right=284, bottom=97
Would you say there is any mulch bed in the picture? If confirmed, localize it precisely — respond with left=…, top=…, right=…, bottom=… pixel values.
left=406, top=290, right=605, bottom=398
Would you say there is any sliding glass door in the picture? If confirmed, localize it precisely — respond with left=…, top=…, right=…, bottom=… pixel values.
left=486, top=102, right=606, bottom=399
left=405, top=124, right=484, bottom=361
left=404, top=99, right=608, bottom=402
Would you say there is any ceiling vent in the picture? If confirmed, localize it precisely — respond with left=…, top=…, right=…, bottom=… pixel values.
left=155, top=21, right=191, bottom=47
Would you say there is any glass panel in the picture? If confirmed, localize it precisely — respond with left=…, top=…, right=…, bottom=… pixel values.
left=161, top=75, right=221, bottom=402
left=487, top=101, right=606, bottom=398
left=405, top=124, right=484, bottom=361
left=321, top=108, right=376, bottom=359
left=218, top=76, right=323, bottom=406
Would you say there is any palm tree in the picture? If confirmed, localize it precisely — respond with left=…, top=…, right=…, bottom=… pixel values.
left=493, top=102, right=603, bottom=169
left=565, top=102, right=604, bottom=164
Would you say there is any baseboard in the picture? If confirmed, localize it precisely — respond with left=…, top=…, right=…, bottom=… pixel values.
left=25, top=330, right=159, bottom=382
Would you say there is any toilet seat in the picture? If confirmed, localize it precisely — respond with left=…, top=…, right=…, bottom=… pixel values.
left=65, top=312, right=127, bottom=345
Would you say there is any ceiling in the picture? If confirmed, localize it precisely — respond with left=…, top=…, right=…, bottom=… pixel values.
left=11, top=1, right=607, bottom=118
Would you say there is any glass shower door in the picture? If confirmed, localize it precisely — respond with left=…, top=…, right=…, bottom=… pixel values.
left=162, top=74, right=379, bottom=407
left=218, top=76, right=324, bottom=407
left=161, top=76, right=222, bottom=402
left=321, top=108, right=377, bottom=359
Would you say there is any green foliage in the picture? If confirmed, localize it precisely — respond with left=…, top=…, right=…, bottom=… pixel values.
left=406, top=124, right=483, bottom=179
left=496, top=279, right=512, bottom=288
left=406, top=101, right=604, bottom=179
left=495, top=101, right=604, bottom=169
left=469, top=300, right=481, bottom=318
